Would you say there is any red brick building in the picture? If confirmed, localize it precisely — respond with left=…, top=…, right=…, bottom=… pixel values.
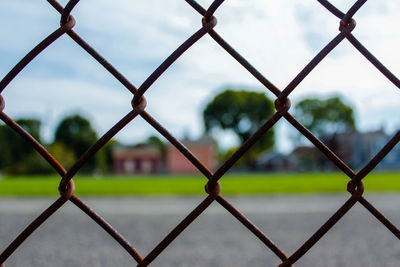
left=166, top=138, right=217, bottom=174
left=114, top=147, right=163, bottom=174
left=113, top=138, right=216, bottom=174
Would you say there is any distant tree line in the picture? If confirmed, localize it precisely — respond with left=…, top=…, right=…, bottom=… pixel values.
left=1, top=89, right=356, bottom=175
left=0, top=114, right=116, bottom=175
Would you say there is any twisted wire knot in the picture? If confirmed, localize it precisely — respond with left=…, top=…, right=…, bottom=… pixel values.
left=347, top=180, right=364, bottom=197
left=58, top=179, right=75, bottom=200
left=205, top=180, right=221, bottom=197
left=131, top=95, right=147, bottom=113
left=60, top=0, right=80, bottom=25
left=339, top=18, right=356, bottom=34
left=275, top=97, right=291, bottom=112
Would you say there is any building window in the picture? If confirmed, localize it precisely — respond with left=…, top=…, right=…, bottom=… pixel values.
left=124, top=160, right=136, bottom=173
left=142, top=159, right=152, bottom=174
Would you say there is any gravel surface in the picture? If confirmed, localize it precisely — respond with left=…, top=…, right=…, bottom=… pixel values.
left=0, top=194, right=399, bottom=266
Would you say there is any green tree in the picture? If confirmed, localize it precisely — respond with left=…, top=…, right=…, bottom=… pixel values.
left=54, top=114, right=98, bottom=173
left=294, top=96, right=356, bottom=140
left=49, top=142, right=77, bottom=170
left=294, top=96, right=356, bottom=170
left=203, top=89, right=275, bottom=168
left=0, top=118, right=51, bottom=174
left=95, top=139, right=118, bottom=174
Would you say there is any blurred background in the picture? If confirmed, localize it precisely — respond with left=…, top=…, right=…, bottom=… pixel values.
left=0, top=1, right=399, bottom=266
left=0, top=0, right=399, bottom=178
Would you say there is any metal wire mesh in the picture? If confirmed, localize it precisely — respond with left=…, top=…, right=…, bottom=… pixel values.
left=0, top=0, right=399, bottom=266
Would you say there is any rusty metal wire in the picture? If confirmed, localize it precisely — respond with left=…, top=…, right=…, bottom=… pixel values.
left=0, top=0, right=399, bottom=266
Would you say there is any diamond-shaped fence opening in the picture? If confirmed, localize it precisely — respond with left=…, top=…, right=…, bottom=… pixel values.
left=0, top=0, right=399, bottom=266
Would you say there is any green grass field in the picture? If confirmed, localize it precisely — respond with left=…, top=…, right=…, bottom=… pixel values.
left=0, top=172, right=399, bottom=196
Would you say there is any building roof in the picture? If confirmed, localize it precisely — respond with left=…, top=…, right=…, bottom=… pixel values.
left=114, top=147, right=161, bottom=158
left=172, top=137, right=216, bottom=148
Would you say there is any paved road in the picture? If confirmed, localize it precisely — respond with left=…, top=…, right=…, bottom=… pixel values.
left=0, top=194, right=399, bottom=266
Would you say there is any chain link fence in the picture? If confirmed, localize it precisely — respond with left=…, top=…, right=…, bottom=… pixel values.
left=0, top=0, right=399, bottom=266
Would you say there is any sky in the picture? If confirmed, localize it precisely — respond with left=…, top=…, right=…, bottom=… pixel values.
left=0, top=0, right=399, bottom=153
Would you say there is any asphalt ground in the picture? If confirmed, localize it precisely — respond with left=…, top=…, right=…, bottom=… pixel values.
left=0, top=194, right=399, bottom=266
